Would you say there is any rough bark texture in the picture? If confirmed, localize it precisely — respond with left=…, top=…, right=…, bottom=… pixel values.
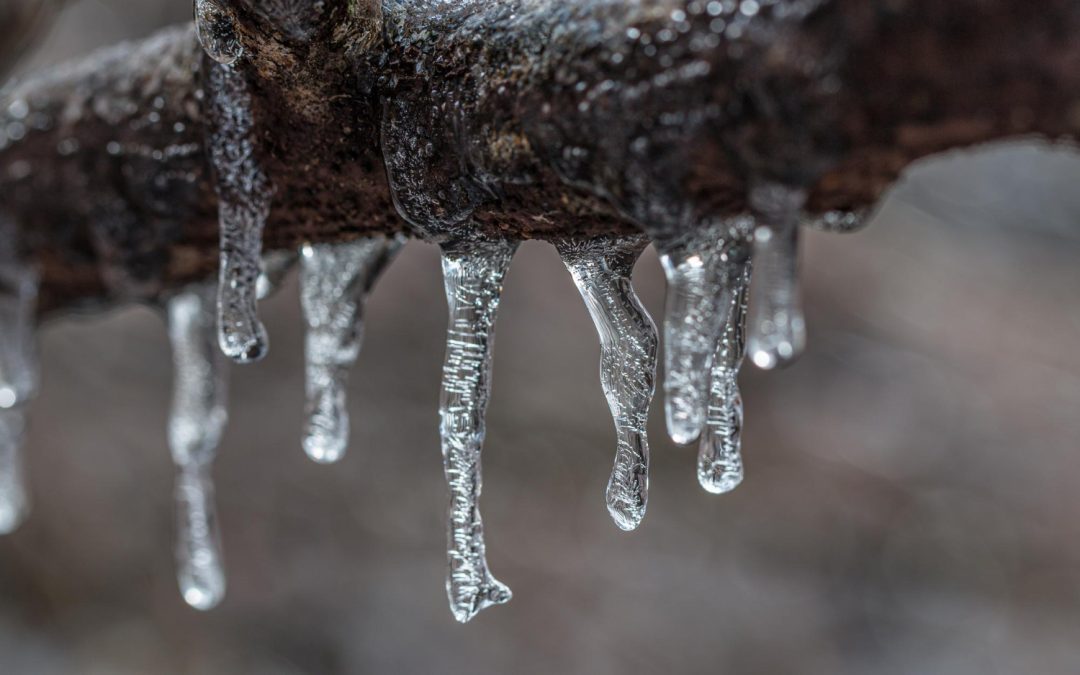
left=1, top=0, right=1078, bottom=313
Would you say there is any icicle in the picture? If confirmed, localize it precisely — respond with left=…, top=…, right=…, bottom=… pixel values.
left=194, top=0, right=243, bottom=66
left=556, top=236, right=657, bottom=531
left=656, top=218, right=754, bottom=445
left=438, top=237, right=517, bottom=623
left=206, top=61, right=273, bottom=363
left=167, top=285, right=228, bottom=610
left=0, top=410, right=28, bottom=535
left=0, top=215, right=38, bottom=534
left=698, top=259, right=751, bottom=494
left=746, top=184, right=807, bottom=370
left=299, top=236, right=404, bottom=464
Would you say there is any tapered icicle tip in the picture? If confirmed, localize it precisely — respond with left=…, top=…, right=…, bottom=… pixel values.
left=438, top=237, right=517, bottom=622
left=299, top=238, right=404, bottom=465
left=175, top=465, right=226, bottom=611
left=656, top=219, right=754, bottom=446
left=0, top=409, right=28, bottom=534
left=697, top=260, right=751, bottom=495
left=746, top=184, right=807, bottom=370
left=557, top=236, right=656, bottom=532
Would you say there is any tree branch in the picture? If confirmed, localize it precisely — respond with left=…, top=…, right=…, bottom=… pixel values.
left=1, top=0, right=1078, bottom=314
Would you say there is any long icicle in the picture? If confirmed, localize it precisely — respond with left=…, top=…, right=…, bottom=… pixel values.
left=556, top=236, right=657, bottom=531
left=167, top=284, right=229, bottom=610
left=656, top=218, right=755, bottom=445
left=299, top=236, right=404, bottom=464
left=698, top=257, right=752, bottom=494
left=438, top=237, right=517, bottom=623
left=746, top=184, right=807, bottom=370
left=0, top=214, right=38, bottom=534
left=206, top=58, right=273, bottom=364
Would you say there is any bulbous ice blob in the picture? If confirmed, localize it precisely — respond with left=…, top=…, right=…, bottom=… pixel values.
left=194, top=0, right=243, bottom=66
left=698, top=259, right=751, bottom=494
left=438, top=237, right=517, bottom=623
left=746, top=184, right=807, bottom=370
left=299, top=236, right=404, bottom=464
left=557, top=235, right=657, bottom=531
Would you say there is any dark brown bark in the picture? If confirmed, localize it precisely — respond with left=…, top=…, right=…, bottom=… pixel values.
left=1, top=0, right=1078, bottom=314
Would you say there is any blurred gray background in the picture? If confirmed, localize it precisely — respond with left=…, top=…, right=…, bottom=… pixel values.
left=3, top=2, right=1080, bottom=673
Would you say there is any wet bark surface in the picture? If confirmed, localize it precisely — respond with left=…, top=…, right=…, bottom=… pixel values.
left=1, top=0, right=1078, bottom=313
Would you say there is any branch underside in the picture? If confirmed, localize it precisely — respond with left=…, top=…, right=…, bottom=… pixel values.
left=0, top=0, right=1078, bottom=314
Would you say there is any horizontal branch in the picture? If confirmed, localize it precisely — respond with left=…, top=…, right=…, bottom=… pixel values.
left=1, top=0, right=1078, bottom=313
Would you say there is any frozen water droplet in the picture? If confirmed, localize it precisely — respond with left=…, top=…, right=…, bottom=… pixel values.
left=747, top=184, right=807, bottom=370
left=299, top=236, right=403, bottom=464
left=438, top=237, right=517, bottom=623
left=166, top=285, right=228, bottom=610
left=206, top=62, right=272, bottom=363
left=698, top=259, right=751, bottom=494
left=557, top=236, right=657, bottom=531
left=175, top=463, right=226, bottom=611
left=194, top=0, right=243, bottom=66
left=0, top=409, right=29, bottom=535
left=656, top=218, right=754, bottom=445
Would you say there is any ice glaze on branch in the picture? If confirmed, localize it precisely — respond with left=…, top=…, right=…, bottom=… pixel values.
left=1, top=0, right=1078, bottom=313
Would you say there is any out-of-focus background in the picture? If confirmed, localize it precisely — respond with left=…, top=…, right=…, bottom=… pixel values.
left=3, top=2, right=1080, bottom=673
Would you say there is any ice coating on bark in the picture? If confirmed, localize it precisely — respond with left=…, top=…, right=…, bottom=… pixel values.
left=206, top=61, right=272, bottom=363
left=167, top=285, right=228, bottom=610
left=656, top=218, right=754, bottom=445
left=0, top=216, right=38, bottom=534
left=556, top=236, right=657, bottom=531
left=299, top=236, right=404, bottom=464
left=747, top=184, right=807, bottom=370
left=698, top=259, right=751, bottom=495
left=194, top=0, right=243, bottom=66
left=438, top=238, right=517, bottom=623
